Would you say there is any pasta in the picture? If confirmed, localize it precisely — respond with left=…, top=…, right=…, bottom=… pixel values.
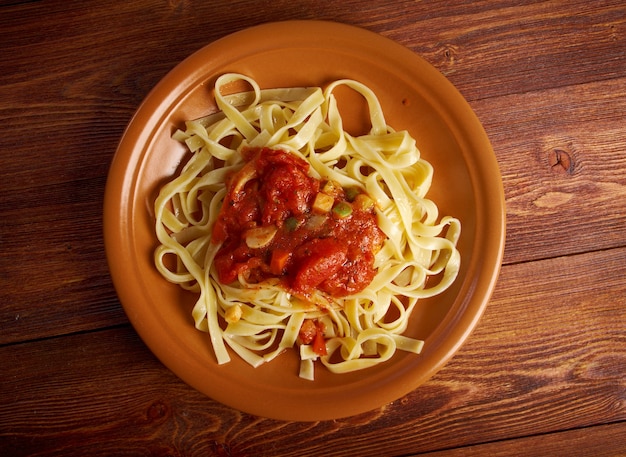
left=154, top=73, right=461, bottom=380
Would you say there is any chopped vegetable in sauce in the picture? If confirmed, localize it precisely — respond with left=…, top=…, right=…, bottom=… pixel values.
left=212, top=147, right=386, bottom=298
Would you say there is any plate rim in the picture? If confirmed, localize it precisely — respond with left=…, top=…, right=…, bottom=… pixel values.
left=104, top=20, right=506, bottom=421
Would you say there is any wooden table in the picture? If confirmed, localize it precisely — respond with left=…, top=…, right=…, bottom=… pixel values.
left=1, top=1, right=625, bottom=455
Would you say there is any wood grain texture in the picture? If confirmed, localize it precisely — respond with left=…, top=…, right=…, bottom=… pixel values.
left=412, top=421, right=626, bottom=457
left=474, top=76, right=626, bottom=264
left=1, top=0, right=625, bottom=344
left=1, top=0, right=625, bottom=455
left=1, top=248, right=624, bottom=456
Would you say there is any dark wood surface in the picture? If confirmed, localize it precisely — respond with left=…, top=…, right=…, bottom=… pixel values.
left=1, top=1, right=625, bottom=455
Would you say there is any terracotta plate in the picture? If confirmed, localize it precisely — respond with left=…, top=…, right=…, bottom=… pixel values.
left=104, top=20, right=505, bottom=421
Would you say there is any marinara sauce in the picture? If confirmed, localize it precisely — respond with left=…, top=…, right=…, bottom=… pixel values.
left=212, top=147, right=386, bottom=299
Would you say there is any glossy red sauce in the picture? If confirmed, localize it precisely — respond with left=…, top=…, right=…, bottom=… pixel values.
left=212, top=147, right=385, bottom=299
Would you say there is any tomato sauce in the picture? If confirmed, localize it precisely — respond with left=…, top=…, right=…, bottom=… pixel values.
left=212, top=147, right=386, bottom=299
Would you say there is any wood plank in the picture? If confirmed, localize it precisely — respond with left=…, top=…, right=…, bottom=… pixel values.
left=473, top=76, right=626, bottom=264
left=1, top=1, right=624, bottom=114
left=0, top=179, right=127, bottom=345
left=1, top=1, right=625, bottom=345
left=411, top=422, right=626, bottom=457
left=400, top=0, right=626, bottom=100
left=2, top=79, right=625, bottom=344
left=1, top=1, right=623, bottom=455
left=1, top=247, right=624, bottom=456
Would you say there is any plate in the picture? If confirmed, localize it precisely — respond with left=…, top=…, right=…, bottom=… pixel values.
left=104, top=20, right=505, bottom=421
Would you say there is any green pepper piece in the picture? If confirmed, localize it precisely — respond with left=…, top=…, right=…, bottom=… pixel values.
left=284, top=216, right=299, bottom=231
left=332, top=202, right=353, bottom=218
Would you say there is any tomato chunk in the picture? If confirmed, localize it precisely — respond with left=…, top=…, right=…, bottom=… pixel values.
left=211, top=147, right=386, bottom=299
left=312, top=328, right=327, bottom=356
left=291, top=238, right=347, bottom=293
left=298, top=319, right=327, bottom=356
left=262, top=164, right=318, bottom=225
left=298, top=319, right=317, bottom=345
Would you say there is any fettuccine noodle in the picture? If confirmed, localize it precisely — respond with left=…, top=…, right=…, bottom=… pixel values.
left=154, top=73, right=461, bottom=380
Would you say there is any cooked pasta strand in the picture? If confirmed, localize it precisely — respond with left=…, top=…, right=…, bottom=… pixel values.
left=154, top=74, right=461, bottom=380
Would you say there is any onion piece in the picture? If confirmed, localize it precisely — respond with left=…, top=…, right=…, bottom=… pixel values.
left=304, top=214, right=328, bottom=230
left=244, top=225, right=278, bottom=248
